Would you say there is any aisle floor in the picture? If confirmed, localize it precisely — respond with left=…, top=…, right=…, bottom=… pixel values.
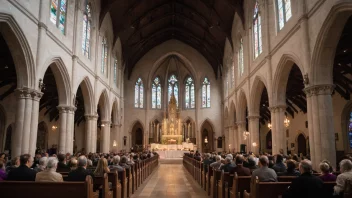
left=131, top=159, right=208, bottom=198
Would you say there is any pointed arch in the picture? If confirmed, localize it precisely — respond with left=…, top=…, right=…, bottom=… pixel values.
left=97, top=89, right=110, bottom=121
left=310, top=1, right=352, bottom=85
left=134, top=77, right=144, bottom=108
left=111, top=98, right=119, bottom=124
left=272, top=53, right=303, bottom=105
left=76, top=77, right=94, bottom=115
left=250, top=75, right=270, bottom=115
left=237, top=89, right=248, bottom=122
left=41, top=57, right=72, bottom=105
left=151, top=76, right=162, bottom=109
left=230, top=100, right=236, bottom=126
left=129, top=119, right=145, bottom=132
left=200, top=118, right=215, bottom=152
left=184, top=75, right=195, bottom=109
left=0, top=13, right=36, bottom=89
left=182, top=116, right=195, bottom=123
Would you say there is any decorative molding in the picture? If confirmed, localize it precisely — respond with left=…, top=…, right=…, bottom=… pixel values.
left=57, top=105, right=77, bottom=113
left=268, top=105, right=286, bottom=113
left=8, top=0, right=39, bottom=25
left=247, top=115, right=261, bottom=120
left=38, top=22, right=48, bottom=30
left=303, top=84, right=335, bottom=97
left=84, top=114, right=98, bottom=120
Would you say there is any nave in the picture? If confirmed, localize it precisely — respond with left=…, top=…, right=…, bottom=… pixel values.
left=132, top=159, right=207, bottom=198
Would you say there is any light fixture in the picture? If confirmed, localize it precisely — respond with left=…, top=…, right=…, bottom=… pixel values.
left=101, top=123, right=105, bottom=127
left=344, top=49, right=348, bottom=53
left=113, top=140, right=117, bottom=147
left=204, top=137, right=208, bottom=144
left=243, top=131, right=250, bottom=140
left=4, top=65, right=8, bottom=69
left=52, top=125, right=58, bottom=130
left=284, top=116, right=290, bottom=127
left=268, top=122, right=272, bottom=129
left=252, top=142, right=257, bottom=147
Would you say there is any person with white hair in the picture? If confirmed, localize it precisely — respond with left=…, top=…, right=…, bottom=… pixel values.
left=67, top=155, right=93, bottom=181
left=220, top=157, right=235, bottom=173
left=34, top=156, right=48, bottom=172
left=251, top=155, right=277, bottom=182
left=35, top=157, right=63, bottom=182
left=109, top=155, right=124, bottom=172
left=210, top=155, right=222, bottom=170
left=334, top=159, right=352, bottom=195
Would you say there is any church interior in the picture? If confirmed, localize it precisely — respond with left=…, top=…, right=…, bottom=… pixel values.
left=1, top=0, right=352, bottom=197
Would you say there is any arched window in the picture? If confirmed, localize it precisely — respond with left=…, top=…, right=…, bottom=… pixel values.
left=101, top=37, right=108, bottom=74
left=202, top=77, right=211, bottom=108
left=253, top=1, right=262, bottom=58
left=185, top=77, right=195, bottom=109
left=168, top=75, right=178, bottom=107
left=238, top=38, right=244, bottom=76
left=113, top=58, right=117, bottom=85
left=134, top=78, right=143, bottom=108
left=82, top=1, right=91, bottom=58
left=276, top=0, right=292, bottom=30
left=231, top=62, right=235, bottom=86
left=50, top=0, right=67, bottom=34
left=152, top=77, right=162, bottom=109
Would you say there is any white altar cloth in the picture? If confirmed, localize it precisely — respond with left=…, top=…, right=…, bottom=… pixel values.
left=150, top=143, right=195, bottom=150
left=156, top=150, right=190, bottom=159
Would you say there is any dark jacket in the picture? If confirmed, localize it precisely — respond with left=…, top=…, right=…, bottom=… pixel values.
left=233, top=164, right=251, bottom=176
left=273, top=162, right=287, bottom=173
left=220, top=163, right=235, bottom=173
left=66, top=167, right=93, bottom=181
left=283, top=172, right=324, bottom=198
left=56, top=162, right=70, bottom=172
left=6, top=165, right=36, bottom=181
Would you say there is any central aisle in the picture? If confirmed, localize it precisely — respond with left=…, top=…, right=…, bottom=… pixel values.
left=131, top=159, right=208, bottom=198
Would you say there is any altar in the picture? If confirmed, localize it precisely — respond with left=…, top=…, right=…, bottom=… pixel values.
left=151, top=143, right=195, bottom=159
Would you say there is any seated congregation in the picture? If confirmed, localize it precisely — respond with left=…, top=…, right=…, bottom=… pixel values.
left=184, top=152, right=352, bottom=198
left=0, top=151, right=159, bottom=198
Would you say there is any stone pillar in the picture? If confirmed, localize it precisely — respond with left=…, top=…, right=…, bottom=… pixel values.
left=66, top=106, right=76, bottom=155
left=57, top=106, right=68, bottom=154
left=236, top=121, right=246, bottom=150
left=304, top=85, right=336, bottom=170
left=269, top=106, right=286, bottom=155
left=84, top=115, right=94, bottom=153
left=233, top=125, right=238, bottom=152
left=90, top=115, right=98, bottom=153
left=12, top=88, right=43, bottom=158
left=111, top=123, right=119, bottom=152
left=100, top=121, right=111, bottom=153
left=228, top=127, right=232, bottom=152
left=248, top=115, right=260, bottom=154
left=188, top=123, right=191, bottom=138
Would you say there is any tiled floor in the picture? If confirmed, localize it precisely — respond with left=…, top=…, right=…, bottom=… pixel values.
left=131, top=159, right=208, bottom=198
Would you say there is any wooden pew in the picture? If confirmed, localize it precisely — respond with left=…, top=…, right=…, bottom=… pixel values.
left=211, top=169, right=222, bottom=198
left=207, top=165, right=213, bottom=195
left=126, top=167, right=132, bottom=198
left=118, top=169, right=127, bottom=198
left=0, top=175, right=96, bottom=198
left=228, top=173, right=251, bottom=198
left=130, top=164, right=135, bottom=194
left=218, top=171, right=231, bottom=198
left=108, top=171, right=121, bottom=198
left=248, top=178, right=291, bottom=198
left=93, top=173, right=113, bottom=198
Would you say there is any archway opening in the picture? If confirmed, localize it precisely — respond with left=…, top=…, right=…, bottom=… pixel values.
left=201, top=120, right=214, bottom=153
left=297, top=133, right=307, bottom=156
left=4, top=125, right=12, bottom=154
left=131, top=121, right=144, bottom=151
left=36, top=121, right=48, bottom=154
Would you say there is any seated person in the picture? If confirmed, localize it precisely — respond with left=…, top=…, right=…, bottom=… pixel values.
left=6, top=156, right=19, bottom=173
left=70, top=158, right=78, bottom=170
left=203, top=153, right=213, bottom=173
left=273, top=154, right=287, bottom=173
left=56, top=154, right=70, bottom=172
left=94, top=158, right=110, bottom=176
left=233, top=155, right=250, bottom=176
left=66, top=155, right=93, bottom=181
left=319, top=162, right=336, bottom=182
left=220, top=157, right=235, bottom=173
left=278, top=159, right=300, bottom=176
left=7, top=154, right=36, bottom=181
left=35, top=157, right=63, bottom=182
left=334, top=159, right=352, bottom=196
left=283, top=160, right=324, bottom=198
left=251, top=155, right=277, bottom=182
left=109, top=156, right=124, bottom=172
left=119, top=156, right=130, bottom=169
left=210, top=155, right=222, bottom=170
left=0, top=159, right=7, bottom=180
left=33, top=157, right=48, bottom=172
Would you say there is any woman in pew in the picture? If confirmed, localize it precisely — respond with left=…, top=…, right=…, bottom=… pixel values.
left=94, top=158, right=110, bottom=176
left=35, top=157, right=63, bottom=182
left=0, top=160, right=7, bottom=180
left=334, top=159, right=352, bottom=196
left=319, top=162, right=336, bottom=182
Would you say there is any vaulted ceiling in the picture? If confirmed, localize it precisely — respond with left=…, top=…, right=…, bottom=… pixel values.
left=100, top=0, right=245, bottom=78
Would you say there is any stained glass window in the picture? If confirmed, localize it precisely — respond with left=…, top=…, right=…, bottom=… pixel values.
left=168, top=75, right=179, bottom=107
left=185, top=77, right=195, bottom=109
left=152, top=77, right=162, bottom=109
left=101, top=37, right=108, bottom=74
left=238, top=38, right=244, bottom=76
left=202, top=77, right=211, bottom=108
left=253, top=1, right=262, bottom=59
left=135, top=78, right=143, bottom=108
left=50, top=0, right=67, bottom=34
left=113, top=58, right=117, bottom=84
left=82, top=1, right=91, bottom=58
left=277, top=0, right=292, bottom=30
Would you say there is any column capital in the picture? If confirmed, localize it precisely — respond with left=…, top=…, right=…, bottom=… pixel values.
left=236, top=121, right=246, bottom=126
left=303, top=84, right=335, bottom=97
left=57, top=105, right=76, bottom=113
left=269, top=105, right=286, bottom=112
left=247, top=115, right=261, bottom=121
left=112, top=123, right=121, bottom=127
left=101, top=120, right=111, bottom=125
left=85, top=114, right=98, bottom=120
left=15, top=88, right=43, bottom=100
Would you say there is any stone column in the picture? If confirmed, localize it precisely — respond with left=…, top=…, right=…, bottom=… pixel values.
left=248, top=115, right=260, bottom=154
left=111, top=123, right=119, bottom=152
left=269, top=106, right=286, bottom=155
left=236, top=121, right=246, bottom=150
left=100, top=121, right=111, bottom=153
left=304, top=85, right=336, bottom=169
left=57, top=106, right=68, bottom=154
left=228, top=127, right=232, bottom=151
left=188, top=123, right=191, bottom=138
left=29, top=91, right=43, bottom=157
left=84, top=115, right=94, bottom=153
left=91, top=115, right=98, bottom=153
left=66, top=106, right=76, bottom=154
left=233, top=124, right=238, bottom=152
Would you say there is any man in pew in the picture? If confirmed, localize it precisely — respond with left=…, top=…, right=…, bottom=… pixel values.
left=57, top=154, right=70, bottom=172
left=7, top=154, right=36, bottom=181
left=66, top=155, right=93, bottom=181
left=109, top=155, right=124, bottom=172
left=283, top=160, right=324, bottom=198
left=251, top=155, right=277, bottom=182
left=210, top=155, right=222, bottom=170
left=35, top=157, right=63, bottom=182
left=220, top=157, right=235, bottom=173
left=119, top=156, right=130, bottom=170
left=233, top=155, right=250, bottom=176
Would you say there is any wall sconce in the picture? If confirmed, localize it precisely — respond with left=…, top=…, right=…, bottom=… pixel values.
left=284, top=117, right=290, bottom=128
left=268, top=122, right=272, bottom=129
left=39, top=78, right=45, bottom=91
left=113, top=140, right=117, bottom=147
left=101, top=123, right=105, bottom=127
left=243, top=131, right=250, bottom=140
left=252, top=142, right=257, bottom=147
left=204, top=137, right=208, bottom=144
left=52, top=125, right=58, bottom=130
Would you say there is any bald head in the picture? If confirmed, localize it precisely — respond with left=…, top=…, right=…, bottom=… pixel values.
left=299, top=159, right=312, bottom=174
left=259, top=155, right=269, bottom=167
left=78, top=155, right=87, bottom=168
